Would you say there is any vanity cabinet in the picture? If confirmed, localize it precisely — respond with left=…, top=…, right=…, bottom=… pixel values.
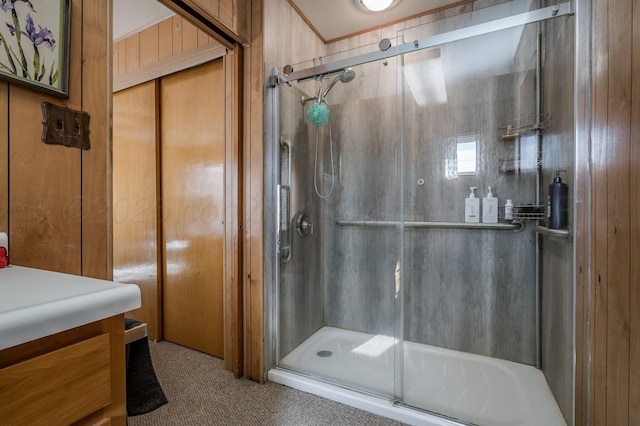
left=0, top=316, right=125, bottom=425
left=0, top=266, right=141, bottom=426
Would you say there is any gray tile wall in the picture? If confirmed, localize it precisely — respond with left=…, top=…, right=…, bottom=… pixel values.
left=322, top=64, right=539, bottom=365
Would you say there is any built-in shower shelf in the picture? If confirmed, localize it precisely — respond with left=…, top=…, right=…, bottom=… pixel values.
left=535, top=225, right=571, bottom=238
left=336, top=220, right=522, bottom=231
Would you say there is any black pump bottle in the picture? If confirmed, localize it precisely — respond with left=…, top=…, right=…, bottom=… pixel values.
left=547, top=170, right=568, bottom=229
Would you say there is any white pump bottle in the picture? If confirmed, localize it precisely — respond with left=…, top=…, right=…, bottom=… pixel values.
left=465, top=187, right=480, bottom=223
left=482, top=186, right=498, bottom=223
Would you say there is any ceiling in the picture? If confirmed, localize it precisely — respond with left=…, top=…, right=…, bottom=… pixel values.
left=113, top=0, right=174, bottom=41
left=113, top=0, right=460, bottom=43
left=289, top=0, right=459, bottom=42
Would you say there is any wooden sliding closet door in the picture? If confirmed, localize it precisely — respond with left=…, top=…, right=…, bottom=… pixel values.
left=113, top=81, right=161, bottom=340
left=161, top=60, right=225, bottom=357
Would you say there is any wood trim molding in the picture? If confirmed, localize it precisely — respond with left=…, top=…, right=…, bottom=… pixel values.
left=82, top=0, right=111, bottom=280
left=244, top=0, right=265, bottom=382
left=159, top=0, right=248, bottom=48
left=113, top=43, right=226, bottom=92
left=224, top=46, right=244, bottom=378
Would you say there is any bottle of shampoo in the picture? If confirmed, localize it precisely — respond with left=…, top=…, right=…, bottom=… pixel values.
left=465, top=187, right=480, bottom=223
left=482, top=186, right=498, bottom=223
left=547, top=170, right=568, bottom=229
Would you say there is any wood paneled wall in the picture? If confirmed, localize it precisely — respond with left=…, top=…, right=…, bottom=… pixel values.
left=1, top=1, right=110, bottom=278
left=113, top=15, right=218, bottom=80
left=590, top=0, right=640, bottom=421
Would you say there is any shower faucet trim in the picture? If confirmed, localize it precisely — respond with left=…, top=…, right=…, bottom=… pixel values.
left=296, top=213, right=314, bottom=238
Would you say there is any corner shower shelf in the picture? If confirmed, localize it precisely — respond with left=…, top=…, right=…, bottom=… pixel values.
left=534, top=225, right=571, bottom=238
left=336, top=220, right=522, bottom=231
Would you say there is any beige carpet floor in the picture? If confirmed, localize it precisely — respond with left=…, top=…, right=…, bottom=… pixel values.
left=128, top=340, right=406, bottom=426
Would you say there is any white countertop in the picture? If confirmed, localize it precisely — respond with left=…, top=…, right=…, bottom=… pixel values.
left=0, top=265, right=141, bottom=350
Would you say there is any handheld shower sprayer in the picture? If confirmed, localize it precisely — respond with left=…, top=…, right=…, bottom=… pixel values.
left=303, top=68, right=356, bottom=199
left=304, top=68, right=356, bottom=127
left=302, top=68, right=356, bottom=106
left=321, top=68, right=356, bottom=100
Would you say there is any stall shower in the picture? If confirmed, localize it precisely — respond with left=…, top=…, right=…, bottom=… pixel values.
left=266, top=1, right=575, bottom=425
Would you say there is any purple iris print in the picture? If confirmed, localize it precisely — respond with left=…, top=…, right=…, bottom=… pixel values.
left=0, top=0, right=58, bottom=84
left=0, top=0, right=34, bottom=13
left=18, top=13, right=54, bottom=51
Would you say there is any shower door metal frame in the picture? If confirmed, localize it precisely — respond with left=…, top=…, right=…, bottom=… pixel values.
left=265, top=67, right=282, bottom=371
left=269, top=2, right=573, bottom=88
left=265, top=1, right=580, bottom=419
left=266, top=8, right=577, bottom=366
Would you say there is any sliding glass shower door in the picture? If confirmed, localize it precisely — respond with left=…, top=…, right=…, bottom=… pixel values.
left=274, top=60, right=403, bottom=399
left=394, top=4, right=574, bottom=423
left=396, top=19, right=540, bottom=425
left=271, top=1, right=574, bottom=424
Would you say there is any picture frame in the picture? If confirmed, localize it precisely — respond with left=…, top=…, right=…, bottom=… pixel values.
left=0, top=0, right=70, bottom=98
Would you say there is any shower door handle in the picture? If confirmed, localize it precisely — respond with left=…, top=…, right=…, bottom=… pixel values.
left=278, top=184, right=291, bottom=263
left=279, top=138, right=292, bottom=263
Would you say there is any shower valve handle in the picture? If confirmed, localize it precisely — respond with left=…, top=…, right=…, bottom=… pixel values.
left=297, top=214, right=314, bottom=238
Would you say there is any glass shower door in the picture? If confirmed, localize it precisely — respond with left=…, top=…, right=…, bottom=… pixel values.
left=270, top=1, right=573, bottom=424
left=275, top=55, right=404, bottom=400
left=396, top=4, right=571, bottom=425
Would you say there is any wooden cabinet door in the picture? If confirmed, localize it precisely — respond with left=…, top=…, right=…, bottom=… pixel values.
left=160, top=60, right=225, bottom=357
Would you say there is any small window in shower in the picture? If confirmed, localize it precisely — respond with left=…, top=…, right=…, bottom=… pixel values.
left=445, top=135, right=477, bottom=179
left=456, top=135, right=477, bottom=175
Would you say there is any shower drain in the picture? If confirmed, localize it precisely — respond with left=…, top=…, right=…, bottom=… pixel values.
left=316, top=350, right=333, bottom=358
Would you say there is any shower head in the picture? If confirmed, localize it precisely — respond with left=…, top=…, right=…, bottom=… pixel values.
left=340, top=68, right=356, bottom=83
left=321, top=68, right=356, bottom=99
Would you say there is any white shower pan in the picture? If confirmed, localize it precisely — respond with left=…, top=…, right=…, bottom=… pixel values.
left=269, top=326, right=566, bottom=426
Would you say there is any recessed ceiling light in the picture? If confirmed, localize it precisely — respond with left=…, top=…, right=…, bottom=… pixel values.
left=355, top=0, right=402, bottom=13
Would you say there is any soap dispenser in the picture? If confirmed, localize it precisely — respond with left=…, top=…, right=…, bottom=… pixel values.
left=465, top=187, right=480, bottom=223
left=482, top=186, right=498, bottom=223
left=547, top=170, right=568, bottom=229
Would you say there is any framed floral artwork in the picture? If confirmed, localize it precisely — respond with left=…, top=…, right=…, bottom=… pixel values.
left=0, top=0, right=70, bottom=98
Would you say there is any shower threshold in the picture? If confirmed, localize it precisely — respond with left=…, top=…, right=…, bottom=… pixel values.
left=269, top=326, right=566, bottom=426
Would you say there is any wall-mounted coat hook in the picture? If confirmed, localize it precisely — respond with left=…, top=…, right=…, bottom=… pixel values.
left=41, top=102, right=91, bottom=150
